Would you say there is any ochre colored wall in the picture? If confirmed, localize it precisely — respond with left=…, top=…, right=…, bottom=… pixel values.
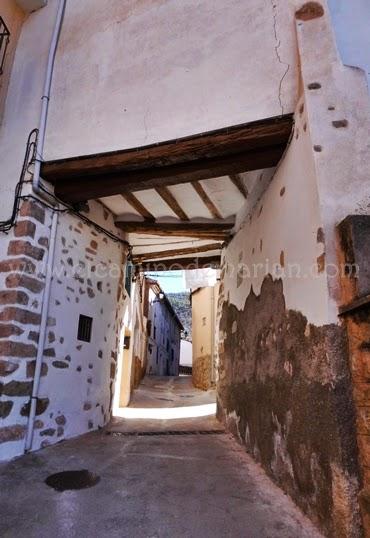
left=192, top=286, right=218, bottom=390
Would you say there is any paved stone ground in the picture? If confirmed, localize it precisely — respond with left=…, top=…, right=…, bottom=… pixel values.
left=0, top=376, right=323, bottom=538
left=109, top=375, right=222, bottom=433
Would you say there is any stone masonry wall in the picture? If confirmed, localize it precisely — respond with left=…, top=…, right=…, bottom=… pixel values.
left=0, top=199, right=53, bottom=460
left=0, top=199, right=129, bottom=460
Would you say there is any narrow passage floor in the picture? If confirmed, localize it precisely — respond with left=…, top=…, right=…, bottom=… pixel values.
left=0, top=376, right=323, bottom=537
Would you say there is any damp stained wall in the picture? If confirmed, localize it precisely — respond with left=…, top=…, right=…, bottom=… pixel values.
left=44, top=0, right=302, bottom=160
left=217, top=94, right=362, bottom=536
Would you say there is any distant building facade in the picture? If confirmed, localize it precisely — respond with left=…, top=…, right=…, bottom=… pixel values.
left=191, top=284, right=219, bottom=390
left=145, top=279, right=183, bottom=377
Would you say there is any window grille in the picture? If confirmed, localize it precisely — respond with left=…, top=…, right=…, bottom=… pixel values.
left=77, top=315, right=93, bottom=342
left=0, top=17, right=10, bottom=76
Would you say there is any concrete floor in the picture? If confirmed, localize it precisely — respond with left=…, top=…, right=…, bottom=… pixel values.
left=0, top=376, right=323, bottom=538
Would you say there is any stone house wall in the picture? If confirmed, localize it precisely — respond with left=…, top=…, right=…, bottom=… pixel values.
left=147, top=293, right=181, bottom=377
left=0, top=199, right=130, bottom=461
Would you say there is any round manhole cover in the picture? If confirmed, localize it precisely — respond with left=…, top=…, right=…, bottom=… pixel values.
left=45, top=470, right=100, bottom=491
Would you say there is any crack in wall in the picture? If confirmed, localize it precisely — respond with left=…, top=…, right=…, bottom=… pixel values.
left=270, top=0, right=290, bottom=115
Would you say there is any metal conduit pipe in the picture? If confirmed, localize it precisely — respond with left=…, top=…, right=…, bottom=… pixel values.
left=25, top=0, right=67, bottom=452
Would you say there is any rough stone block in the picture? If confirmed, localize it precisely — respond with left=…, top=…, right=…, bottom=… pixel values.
left=19, top=200, right=45, bottom=224
left=0, top=257, right=36, bottom=274
left=20, top=398, right=49, bottom=416
left=0, top=307, right=41, bottom=325
left=5, top=273, right=44, bottom=294
left=0, top=324, right=24, bottom=339
left=338, top=216, right=370, bottom=300
left=14, top=220, right=36, bottom=239
left=0, top=360, right=19, bottom=377
left=0, top=401, right=13, bottom=418
left=2, top=380, right=33, bottom=397
left=0, top=290, right=29, bottom=306
left=26, top=360, right=48, bottom=378
left=0, top=425, right=26, bottom=444
left=0, top=341, right=37, bottom=358
left=7, top=241, right=45, bottom=261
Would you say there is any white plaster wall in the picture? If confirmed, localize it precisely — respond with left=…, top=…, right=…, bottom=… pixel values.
left=180, top=339, right=192, bottom=367
left=0, top=0, right=25, bottom=124
left=30, top=200, right=130, bottom=451
left=295, top=3, right=370, bottom=320
left=44, top=0, right=301, bottom=160
left=222, top=97, right=329, bottom=326
left=0, top=0, right=58, bottom=221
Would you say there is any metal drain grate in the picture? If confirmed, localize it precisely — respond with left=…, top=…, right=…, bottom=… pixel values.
left=106, top=430, right=225, bottom=436
left=45, top=470, right=100, bottom=491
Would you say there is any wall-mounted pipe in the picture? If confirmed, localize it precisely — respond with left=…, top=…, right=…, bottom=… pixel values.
left=24, top=210, right=58, bottom=451
left=32, top=0, right=66, bottom=203
left=25, top=0, right=66, bottom=453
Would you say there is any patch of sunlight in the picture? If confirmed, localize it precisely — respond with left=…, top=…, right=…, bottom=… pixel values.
left=113, top=403, right=217, bottom=420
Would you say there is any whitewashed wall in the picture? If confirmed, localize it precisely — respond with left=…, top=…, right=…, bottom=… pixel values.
left=44, top=0, right=302, bottom=160
left=31, top=201, right=129, bottom=451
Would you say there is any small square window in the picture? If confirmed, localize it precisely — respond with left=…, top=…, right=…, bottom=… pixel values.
left=77, top=315, right=93, bottom=342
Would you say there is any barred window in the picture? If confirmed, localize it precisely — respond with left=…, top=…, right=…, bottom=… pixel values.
left=0, top=17, right=10, bottom=76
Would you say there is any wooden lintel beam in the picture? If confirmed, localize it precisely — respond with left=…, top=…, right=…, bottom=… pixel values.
left=132, top=243, right=223, bottom=263
left=121, top=193, right=155, bottom=221
left=192, top=181, right=222, bottom=219
left=229, top=174, right=248, bottom=199
left=42, top=114, right=293, bottom=181
left=115, top=221, right=233, bottom=240
left=155, top=186, right=189, bottom=221
left=137, top=255, right=221, bottom=272
left=53, top=144, right=286, bottom=203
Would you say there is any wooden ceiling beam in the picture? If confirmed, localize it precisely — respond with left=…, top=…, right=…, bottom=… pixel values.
left=115, top=221, right=233, bottom=240
left=155, top=186, right=189, bottom=221
left=192, top=181, right=222, bottom=219
left=132, top=243, right=223, bottom=263
left=53, top=144, right=285, bottom=203
left=137, top=255, right=221, bottom=272
left=42, top=114, right=293, bottom=181
left=229, top=173, right=248, bottom=199
left=121, top=193, right=155, bottom=221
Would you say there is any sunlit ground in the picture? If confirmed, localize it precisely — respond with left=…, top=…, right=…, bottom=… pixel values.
left=113, top=403, right=217, bottom=420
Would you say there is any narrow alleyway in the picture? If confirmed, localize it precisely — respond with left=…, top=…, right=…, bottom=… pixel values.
left=0, top=376, right=323, bottom=538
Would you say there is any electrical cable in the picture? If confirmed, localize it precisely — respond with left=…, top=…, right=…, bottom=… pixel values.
left=0, top=129, right=131, bottom=253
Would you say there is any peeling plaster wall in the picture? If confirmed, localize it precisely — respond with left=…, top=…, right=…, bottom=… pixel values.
left=217, top=99, right=361, bottom=536
left=44, top=0, right=302, bottom=160
left=0, top=200, right=130, bottom=460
